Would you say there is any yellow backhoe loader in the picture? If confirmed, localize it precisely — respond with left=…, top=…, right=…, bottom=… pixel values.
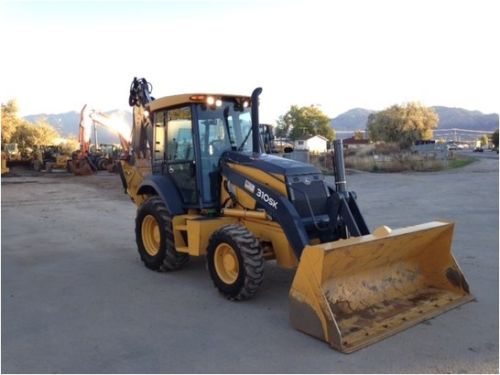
left=118, top=77, right=473, bottom=353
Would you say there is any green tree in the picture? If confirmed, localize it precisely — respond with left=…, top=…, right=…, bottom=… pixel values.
left=276, top=105, right=335, bottom=141
left=367, top=102, right=439, bottom=148
left=492, top=129, right=499, bottom=149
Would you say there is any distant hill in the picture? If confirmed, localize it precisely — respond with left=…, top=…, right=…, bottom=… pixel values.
left=432, top=106, right=499, bottom=131
left=330, top=106, right=499, bottom=134
left=24, top=111, right=80, bottom=136
left=24, top=105, right=498, bottom=144
left=330, top=108, right=374, bottom=131
left=24, top=110, right=132, bottom=144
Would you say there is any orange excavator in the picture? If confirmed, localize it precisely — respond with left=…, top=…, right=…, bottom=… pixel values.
left=72, top=105, right=131, bottom=175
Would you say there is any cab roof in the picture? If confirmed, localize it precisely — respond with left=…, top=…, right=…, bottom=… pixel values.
left=149, top=93, right=251, bottom=112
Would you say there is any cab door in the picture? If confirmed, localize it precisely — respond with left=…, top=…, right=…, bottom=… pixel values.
left=164, top=106, right=198, bottom=205
left=153, top=106, right=198, bottom=206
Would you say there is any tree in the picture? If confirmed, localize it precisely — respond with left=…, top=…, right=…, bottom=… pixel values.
left=492, top=129, right=499, bottom=149
left=479, top=134, right=489, bottom=147
left=1, top=99, right=23, bottom=143
left=11, top=120, right=60, bottom=149
left=367, top=102, right=439, bottom=149
left=354, top=130, right=364, bottom=140
left=60, top=136, right=80, bottom=155
left=32, top=119, right=60, bottom=146
left=276, top=105, right=335, bottom=141
left=10, top=122, right=36, bottom=148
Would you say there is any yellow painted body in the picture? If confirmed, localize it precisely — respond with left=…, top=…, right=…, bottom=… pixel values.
left=122, top=150, right=472, bottom=353
left=241, top=218, right=298, bottom=268
left=173, top=215, right=237, bottom=255
left=169, top=213, right=299, bottom=268
left=55, top=155, right=71, bottom=168
left=289, top=221, right=473, bottom=353
left=227, top=162, right=287, bottom=195
left=220, top=163, right=286, bottom=211
left=1, top=152, right=9, bottom=175
left=120, top=159, right=151, bottom=206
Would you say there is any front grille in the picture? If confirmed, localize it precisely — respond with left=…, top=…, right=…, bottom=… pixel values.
left=287, top=174, right=329, bottom=218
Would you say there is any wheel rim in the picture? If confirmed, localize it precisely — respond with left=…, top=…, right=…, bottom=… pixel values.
left=214, top=243, right=239, bottom=285
left=142, top=215, right=161, bottom=256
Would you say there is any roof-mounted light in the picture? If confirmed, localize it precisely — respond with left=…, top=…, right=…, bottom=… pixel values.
left=190, top=95, right=206, bottom=101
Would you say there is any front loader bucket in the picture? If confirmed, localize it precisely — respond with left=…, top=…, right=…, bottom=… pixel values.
left=289, top=221, right=473, bottom=353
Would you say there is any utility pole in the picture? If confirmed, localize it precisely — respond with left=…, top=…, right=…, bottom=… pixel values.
left=93, top=120, right=99, bottom=152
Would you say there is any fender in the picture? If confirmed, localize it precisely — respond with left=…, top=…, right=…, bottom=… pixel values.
left=137, top=174, right=184, bottom=215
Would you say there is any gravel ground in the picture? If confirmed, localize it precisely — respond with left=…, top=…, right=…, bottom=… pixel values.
left=1, top=152, right=498, bottom=373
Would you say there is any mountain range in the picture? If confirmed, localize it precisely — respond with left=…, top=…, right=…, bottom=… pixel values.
left=24, top=110, right=132, bottom=144
left=331, top=106, right=499, bottom=133
left=24, top=106, right=498, bottom=144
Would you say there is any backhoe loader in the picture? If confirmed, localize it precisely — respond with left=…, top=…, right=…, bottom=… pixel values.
left=118, top=77, right=473, bottom=353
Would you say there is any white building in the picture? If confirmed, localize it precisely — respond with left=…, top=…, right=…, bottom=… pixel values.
left=294, top=135, right=328, bottom=153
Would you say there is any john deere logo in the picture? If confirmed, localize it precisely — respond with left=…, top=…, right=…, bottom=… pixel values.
left=244, top=180, right=255, bottom=193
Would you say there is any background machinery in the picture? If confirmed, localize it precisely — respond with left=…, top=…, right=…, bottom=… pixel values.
left=86, top=110, right=129, bottom=172
left=37, top=145, right=72, bottom=172
left=2, top=143, right=34, bottom=167
left=73, top=105, right=130, bottom=175
left=1, top=150, right=9, bottom=175
left=118, top=77, right=473, bottom=353
left=71, top=104, right=97, bottom=175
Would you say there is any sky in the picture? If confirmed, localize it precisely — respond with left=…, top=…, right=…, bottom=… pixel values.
left=0, top=0, right=498, bottom=124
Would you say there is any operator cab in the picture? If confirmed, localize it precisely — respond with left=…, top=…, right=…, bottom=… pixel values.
left=149, top=94, right=255, bottom=208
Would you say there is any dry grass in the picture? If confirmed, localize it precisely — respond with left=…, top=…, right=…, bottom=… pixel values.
left=302, top=143, right=476, bottom=173
left=345, top=153, right=446, bottom=172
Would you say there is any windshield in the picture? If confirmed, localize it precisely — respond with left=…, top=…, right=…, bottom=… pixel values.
left=196, top=100, right=253, bottom=157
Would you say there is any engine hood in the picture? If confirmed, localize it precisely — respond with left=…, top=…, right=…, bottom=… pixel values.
left=222, top=151, right=321, bottom=177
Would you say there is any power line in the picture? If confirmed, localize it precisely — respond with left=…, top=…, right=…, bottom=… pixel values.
left=434, top=128, right=492, bottom=134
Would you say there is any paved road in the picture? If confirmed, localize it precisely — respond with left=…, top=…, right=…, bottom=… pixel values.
left=2, top=156, right=498, bottom=373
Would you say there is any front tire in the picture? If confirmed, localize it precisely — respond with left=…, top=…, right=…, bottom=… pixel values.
left=135, top=196, right=189, bottom=271
left=207, top=224, right=264, bottom=300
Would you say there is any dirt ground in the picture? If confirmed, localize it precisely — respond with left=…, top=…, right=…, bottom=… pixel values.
left=1, top=152, right=498, bottom=373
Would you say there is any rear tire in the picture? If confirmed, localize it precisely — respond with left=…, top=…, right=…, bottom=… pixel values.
left=98, top=158, right=109, bottom=170
left=135, top=196, right=189, bottom=271
left=207, top=224, right=264, bottom=300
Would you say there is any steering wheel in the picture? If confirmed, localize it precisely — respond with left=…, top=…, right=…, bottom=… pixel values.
left=209, top=140, right=226, bottom=155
